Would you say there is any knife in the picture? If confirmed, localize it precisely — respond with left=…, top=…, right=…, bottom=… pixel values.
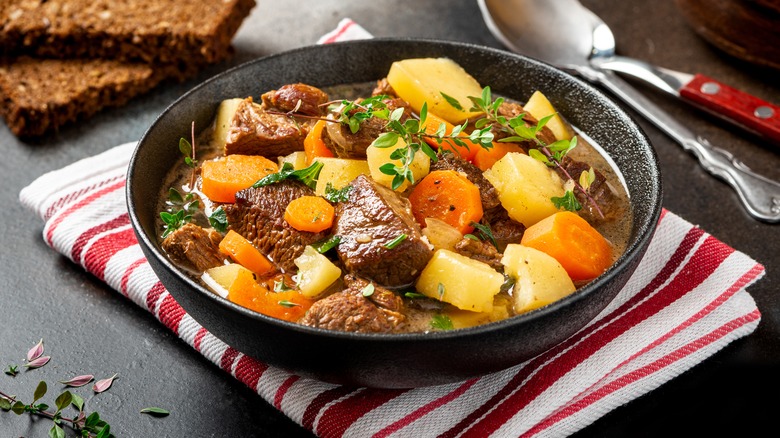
left=591, top=56, right=780, bottom=144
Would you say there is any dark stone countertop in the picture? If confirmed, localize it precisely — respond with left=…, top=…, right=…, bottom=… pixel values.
left=1, top=1, right=777, bottom=436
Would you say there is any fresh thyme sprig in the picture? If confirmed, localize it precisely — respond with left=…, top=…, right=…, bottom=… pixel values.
left=463, top=86, right=604, bottom=218
left=160, top=188, right=200, bottom=238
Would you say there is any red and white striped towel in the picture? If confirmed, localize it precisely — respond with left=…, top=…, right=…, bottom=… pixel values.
left=19, top=19, right=765, bottom=438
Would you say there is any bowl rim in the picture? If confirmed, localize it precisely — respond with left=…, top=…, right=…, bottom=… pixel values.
left=127, top=37, right=663, bottom=343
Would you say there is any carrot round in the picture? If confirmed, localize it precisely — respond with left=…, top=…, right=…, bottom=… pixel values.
left=228, top=268, right=313, bottom=322
left=422, top=112, right=479, bottom=161
left=304, top=120, right=335, bottom=165
left=218, top=230, right=275, bottom=275
left=473, top=142, right=526, bottom=171
left=520, top=211, right=613, bottom=281
left=408, top=170, right=483, bottom=234
left=201, top=154, right=278, bottom=203
left=284, top=196, right=335, bottom=233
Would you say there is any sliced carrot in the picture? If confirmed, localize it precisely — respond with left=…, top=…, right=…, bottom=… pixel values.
left=304, top=120, right=335, bottom=165
left=201, top=154, right=278, bottom=203
left=421, top=112, right=480, bottom=161
left=473, top=142, right=526, bottom=171
left=228, top=268, right=313, bottom=322
left=284, top=196, right=335, bottom=233
left=408, top=170, right=483, bottom=234
left=218, top=230, right=275, bottom=275
left=520, top=211, right=613, bottom=281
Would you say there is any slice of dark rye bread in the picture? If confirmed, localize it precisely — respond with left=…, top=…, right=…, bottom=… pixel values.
left=0, top=0, right=256, bottom=138
left=0, top=0, right=256, bottom=65
left=0, top=57, right=173, bottom=137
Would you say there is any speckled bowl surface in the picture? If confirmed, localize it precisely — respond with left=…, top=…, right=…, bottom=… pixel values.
left=127, top=38, right=662, bottom=388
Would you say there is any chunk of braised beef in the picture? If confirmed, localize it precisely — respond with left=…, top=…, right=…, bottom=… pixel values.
left=224, top=180, right=329, bottom=273
left=480, top=208, right=526, bottom=253
left=261, top=83, right=329, bottom=117
left=342, top=274, right=404, bottom=313
left=558, top=156, right=622, bottom=223
left=453, top=237, right=503, bottom=271
left=161, top=223, right=227, bottom=272
left=299, top=287, right=405, bottom=333
left=333, top=174, right=433, bottom=288
left=372, top=78, right=398, bottom=97
left=225, top=97, right=307, bottom=157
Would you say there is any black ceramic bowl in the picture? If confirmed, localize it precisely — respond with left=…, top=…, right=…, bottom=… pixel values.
left=127, top=38, right=662, bottom=388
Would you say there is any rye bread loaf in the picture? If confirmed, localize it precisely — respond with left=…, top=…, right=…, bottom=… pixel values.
left=0, top=0, right=256, bottom=65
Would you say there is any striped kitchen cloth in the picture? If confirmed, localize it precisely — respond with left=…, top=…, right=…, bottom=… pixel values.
left=18, top=19, right=765, bottom=438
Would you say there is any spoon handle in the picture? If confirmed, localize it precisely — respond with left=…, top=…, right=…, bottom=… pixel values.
left=590, top=68, right=780, bottom=223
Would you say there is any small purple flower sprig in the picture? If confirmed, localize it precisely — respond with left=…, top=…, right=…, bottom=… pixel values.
left=1, top=339, right=169, bottom=438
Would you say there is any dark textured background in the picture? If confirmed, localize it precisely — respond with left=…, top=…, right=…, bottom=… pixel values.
left=2, top=1, right=778, bottom=436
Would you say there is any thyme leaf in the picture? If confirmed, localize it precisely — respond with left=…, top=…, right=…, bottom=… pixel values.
left=383, top=234, right=407, bottom=249
left=323, top=183, right=352, bottom=203
left=311, top=235, right=341, bottom=254
left=253, top=161, right=324, bottom=190
left=430, top=314, right=454, bottom=330
left=551, top=190, right=582, bottom=212
left=208, top=207, right=228, bottom=233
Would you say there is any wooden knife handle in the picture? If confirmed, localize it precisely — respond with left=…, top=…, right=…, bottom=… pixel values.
left=679, top=73, right=780, bottom=144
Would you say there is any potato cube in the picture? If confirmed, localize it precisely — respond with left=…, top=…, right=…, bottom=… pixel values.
left=523, top=91, right=573, bottom=141
left=294, top=245, right=342, bottom=298
left=501, top=244, right=576, bottom=313
left=483, top=152, right=565, bottom=227
left=313, top=157, right=370, bottom=197
left=415, top=249, right=505, bottom=313
left=279, top=151, right=308, bottom=170
left=212, top=98, right=244, bottom=150
left=387, top=58, right=484, bottom=124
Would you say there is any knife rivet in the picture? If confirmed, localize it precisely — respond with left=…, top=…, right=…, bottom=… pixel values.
left=754, top=106, right=774, bottom=119
left=700, top=82, right=720, bottom=95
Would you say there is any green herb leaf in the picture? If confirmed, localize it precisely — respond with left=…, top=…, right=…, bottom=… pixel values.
left=5, top=365, right=18, bottom=376
left=579, top=167, right=596, bottom=192
left=0, top=398, right=11, bottom=410
left=54, top=391, right=72, bottom=413
left=95, top=423, right=111, bottom=438
left=474, top=222, right=499, bottom=249
left=431, top=314, right=454, bottom=330
left=404, top=292, right=428, bottom=299
left=178, top=137, right=192, bottom=159
left=49, top=424, right=65, bottom=438
left=71, top=393, right=85, bottom=412
left=311, top=235, right=341, bottom=254
left=208, top=207, right=228, bottom=233
left=278, top=300, right=300, bottom=308
left=362, top=283, right=375, bottom=297
left=372, top=132, right=400, bottom=148
left=383, top=234, right=407, bottom=249
left=140, top=407, right=170, bottom=417
left=11, top=401, right=25, bottom=415
left=551, top=190, right=582, bottom=212
left=528, top=148, right=551, bottom=166
left=324, top=183, right=352, bottom=203
left=440, top=92, right=464, bottom=111
left=273, top=279, right=293, bottom=292
left=252, top=161, right=324, bottom=190
left=33, top=381, right=47, bottom=403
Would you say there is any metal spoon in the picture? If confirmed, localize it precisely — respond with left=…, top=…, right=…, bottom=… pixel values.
left=478, top=0, right=780, bottom=223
